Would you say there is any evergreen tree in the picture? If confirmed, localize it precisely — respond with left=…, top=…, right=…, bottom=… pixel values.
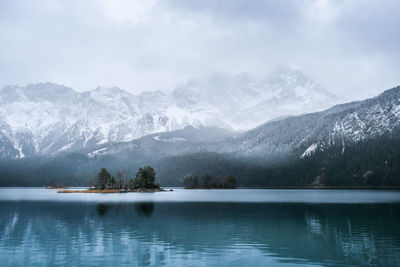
left=184, top=174, right=237, bottom=189
left=133, top=165, right=158, bottom=189
left=110, top=176, right=115, bottom=188
left=97, top=168, right=111, bottom=189
left=225, top=175, right=237, bottom=188
left=202, top=174, right=213, bottom=189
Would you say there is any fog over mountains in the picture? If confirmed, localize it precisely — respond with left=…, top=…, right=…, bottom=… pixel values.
left=70, top=84, right=400, bottom=187
left=1, top=70, right=400, bottom=186
left=0, top=67, right=337, bottom=160
left=82, top=85, right=400, bottom=161
left=229, top=85, right=400, bottom=158
left=3, top=63, right=400, bottom=187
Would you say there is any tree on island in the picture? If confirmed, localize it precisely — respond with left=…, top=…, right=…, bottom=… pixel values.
left=116, top=171, right=128, bottom=189
left=183, top=176, right=199, bottom=189
left=202, top=174, right=213, bottom=189
left=133, top=166, right=159, bottom=189
left=94, top=166, right=160, bottom=191
left=97, top=168, right=112, bottom=189
left=224, top=175, right=237, bottom=188
left=184, top=174, right=237, bottom=189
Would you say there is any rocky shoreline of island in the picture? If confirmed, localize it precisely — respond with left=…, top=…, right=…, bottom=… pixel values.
left=58, top=188, right=168, bottom=193
left=56, top=166, right=165, bottom=194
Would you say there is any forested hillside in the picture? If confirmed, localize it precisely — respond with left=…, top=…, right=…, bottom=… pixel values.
left=1, top=86, right=400, bottom=187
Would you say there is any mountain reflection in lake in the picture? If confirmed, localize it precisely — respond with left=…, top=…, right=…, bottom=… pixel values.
left=1, top=201, right=400, bottom=266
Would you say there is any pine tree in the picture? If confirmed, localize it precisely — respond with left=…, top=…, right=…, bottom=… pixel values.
left=133, top=166, right=157, bottom=189
left=97, top=168, right=111, bottom=189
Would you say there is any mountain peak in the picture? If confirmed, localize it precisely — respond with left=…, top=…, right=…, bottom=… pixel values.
left=95, top=86, right=126, bottom=93
left=0, top=68, right=341, bottom=159
left=91, top=86, right=134, bottom=97
left=0, top=82, right=78, bottom=104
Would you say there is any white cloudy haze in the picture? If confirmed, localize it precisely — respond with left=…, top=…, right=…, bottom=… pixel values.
left=0, top=0, right=399, bottom=99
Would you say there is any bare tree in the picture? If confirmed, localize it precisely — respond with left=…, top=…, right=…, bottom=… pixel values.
left=117, top=171, right=128, bottom=189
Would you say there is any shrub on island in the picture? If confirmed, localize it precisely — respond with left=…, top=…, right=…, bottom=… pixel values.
left=94, top=166, right=160, bottom=191
left=59, top=166, right=162, bottom=193
left=184, top=174, right=237, bottom=189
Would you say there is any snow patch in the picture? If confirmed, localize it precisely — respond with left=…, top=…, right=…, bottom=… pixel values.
left=301, top=143, right=318, bottom=158
left=88, top=147, right=109, bottom=158
left=153, top=136, right=187, bottom=143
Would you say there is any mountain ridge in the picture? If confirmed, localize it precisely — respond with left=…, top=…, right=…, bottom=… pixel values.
left=229, top=85, right=400, bottom=159
left=0, top=67, right=337, bottom=160
left=0, top=85, right=400, bottom=186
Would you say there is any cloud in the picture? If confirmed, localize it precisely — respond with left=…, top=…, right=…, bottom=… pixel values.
left=0, top=0, right=398, bottom=100
left=97, top=0, right=159, bottom=25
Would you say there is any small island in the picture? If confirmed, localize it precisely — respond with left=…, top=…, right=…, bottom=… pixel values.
left=59, top=166, right=163, bottom=193
left=183, top=174, right=237, bottom=189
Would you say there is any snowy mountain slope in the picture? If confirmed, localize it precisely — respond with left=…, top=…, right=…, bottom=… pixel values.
left=173, top=68, right=338, bottom=130
left=0, top=67, right=337, bottom=160
left=0, top=84, right=217, bottom=160
left=77, top=85, right=400, bottom=162
left=230, top=85, right=400, bottom=159
left=1, top=85, right=400, bottom=187
left=82, top=126, right=235, bottom=160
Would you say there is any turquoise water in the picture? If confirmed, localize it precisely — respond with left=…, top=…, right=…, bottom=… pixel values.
left=0, top=188, right=400, bottom=266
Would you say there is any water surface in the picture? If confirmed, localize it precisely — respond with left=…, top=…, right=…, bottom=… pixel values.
left=0, top=188, right=399, bottom=266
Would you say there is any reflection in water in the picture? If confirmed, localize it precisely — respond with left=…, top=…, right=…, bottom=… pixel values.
left=135, top=202, right=155, bottom=217
left=0, top=201, right=399, bottom=266
left=97, top=203, right=110, bottom=215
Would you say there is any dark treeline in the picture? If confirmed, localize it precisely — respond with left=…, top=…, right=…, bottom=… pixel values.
left=158, top=130, right=400, bottom=188
left=94, top=165, right=160, bottom=190
left=2, top=131, right=400, bottom=188
left=183, top=174, right=237, bottom=189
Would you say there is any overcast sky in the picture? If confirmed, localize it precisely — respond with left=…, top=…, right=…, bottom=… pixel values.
left=0, top=0, right=399, bottom=100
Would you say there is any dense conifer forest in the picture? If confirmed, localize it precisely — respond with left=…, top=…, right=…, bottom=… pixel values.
left=1, top=130, right=400, bottom=188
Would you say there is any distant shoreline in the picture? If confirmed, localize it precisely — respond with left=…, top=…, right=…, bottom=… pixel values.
left=58, top=188, right=166, bottom=193
left=1, top=186, right=400, bottom=190
left=238, top=186, right=400, bottom=190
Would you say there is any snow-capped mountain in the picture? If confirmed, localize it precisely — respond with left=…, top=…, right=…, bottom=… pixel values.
left=174, top=67, right=337, bottom=130
left=82, top=85, right=400, bottom=161
left=0, top=67, right=337, bottom=160
left=0, top=84, right=209, bottom=160
left=1, top=85, right=400, bottom=187
left=231, top=85, right=400, bottom=159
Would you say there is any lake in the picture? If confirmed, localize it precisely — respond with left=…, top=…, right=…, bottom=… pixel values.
left=0, top=188, right=400, bottom=266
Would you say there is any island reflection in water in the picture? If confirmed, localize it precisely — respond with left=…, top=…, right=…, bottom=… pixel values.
left=1, top=200, right=400, bottom=266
